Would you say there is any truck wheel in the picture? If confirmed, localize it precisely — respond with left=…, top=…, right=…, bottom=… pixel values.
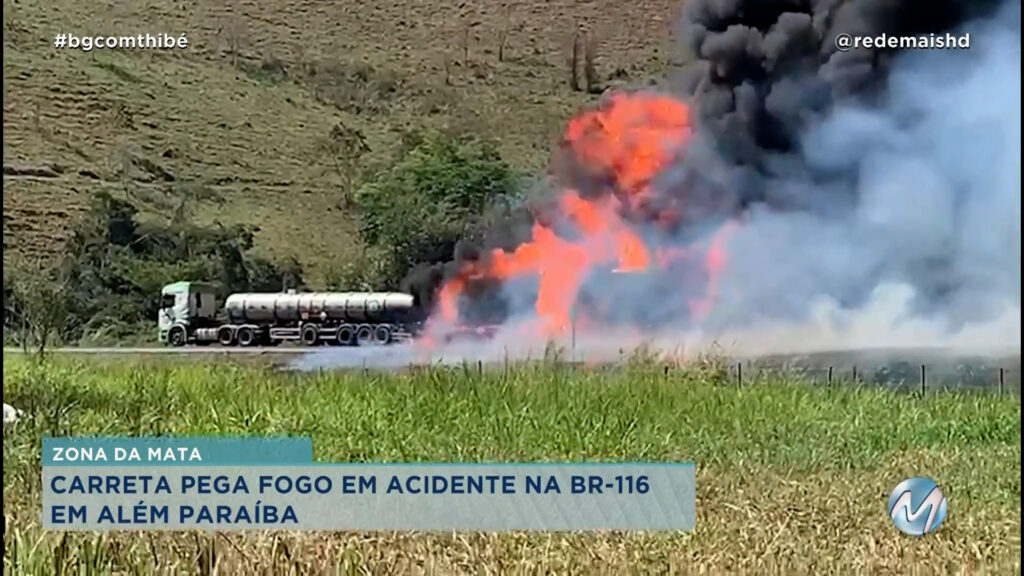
left=169, top=326, right=187, bottom=347
left=374, top=325, right=392, bottom=345
left=218, top=326, right=236, bottom=346
left=237, top=326, right=257, bottom=347
left=336, top=325, right=355, bottom=346
left=300, top=325, right=320, bottom=346
left=355, top=325, right=374, bottom=346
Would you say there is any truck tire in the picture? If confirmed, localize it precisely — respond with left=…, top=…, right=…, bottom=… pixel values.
left=169, top=326, right=187, bottom=347
left=300, top=325, right=320, bottom=346
left=218, top=326, right=236, bottom=346
left=336, top=325, right=355, bottom=346
left=237, top=326, right=257, bottom=347
left=355, top=325, right=374, bottom=346
left=374, top=325, right=392, bottom=345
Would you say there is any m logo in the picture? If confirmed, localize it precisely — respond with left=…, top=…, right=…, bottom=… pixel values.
left=888, top=477, right=948, bottom=536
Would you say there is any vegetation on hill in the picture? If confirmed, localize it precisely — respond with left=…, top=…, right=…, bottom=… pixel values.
left=3, top=191, right=304, bottom=348
left=3, top=131, right=520, bottom=346
left=352, top=132, right=521, bottom=290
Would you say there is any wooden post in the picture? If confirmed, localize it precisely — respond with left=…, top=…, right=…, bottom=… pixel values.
left=571, top=316, right=576, bottom=362
left=828, top=366, right=833, bottom=386
left=999, top=367, right=1005, bottom=395
left=737, top=362, right=743, bottom=386
left=852, top=365, right=857, bottom=382
left=920, top=364, right=926, bottom=395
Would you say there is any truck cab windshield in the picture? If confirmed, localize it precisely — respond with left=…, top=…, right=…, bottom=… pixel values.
left=160, top=294, right=177, bottom=309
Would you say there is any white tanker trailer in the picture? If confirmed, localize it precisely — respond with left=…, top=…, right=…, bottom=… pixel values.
left=157, top=281, right=424, bottom=347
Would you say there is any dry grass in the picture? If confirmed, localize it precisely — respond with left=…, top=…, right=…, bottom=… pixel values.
left=2, top=1, right=685, bottom=284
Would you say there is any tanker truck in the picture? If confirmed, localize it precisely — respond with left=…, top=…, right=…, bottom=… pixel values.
left=157, top=281, right=425, bottom=347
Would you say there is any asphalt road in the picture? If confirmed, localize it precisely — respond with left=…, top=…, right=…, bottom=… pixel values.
left=3, top=346, right=307, bottom=355
left=3, top=345, right=1019, bottom=361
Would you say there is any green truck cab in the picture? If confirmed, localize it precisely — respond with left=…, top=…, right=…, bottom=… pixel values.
left=157, top=282, right=218, bottom=346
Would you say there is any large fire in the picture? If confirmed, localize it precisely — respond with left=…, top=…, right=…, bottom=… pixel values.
left=430, top=92, right=736, bottom=339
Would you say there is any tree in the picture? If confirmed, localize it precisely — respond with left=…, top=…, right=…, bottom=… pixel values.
left=318, top=121, right=371, bottom=207
left=568, top=30, right=583, bottom=91
left=218, top=15, right=250, bottom=67
left=354, top=132, right=519, bottom=287
left=3, top=258, right=71, bottom=357
left=583, top=31, right=602, bottom=94
left=497, top=6, right=514, bottom=63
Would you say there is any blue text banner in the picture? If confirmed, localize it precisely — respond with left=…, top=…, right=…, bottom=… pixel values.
left=41, top=438, right=695, bottom=531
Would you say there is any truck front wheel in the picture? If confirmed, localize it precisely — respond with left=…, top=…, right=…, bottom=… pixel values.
left=169, top=326, right=187, bottom=347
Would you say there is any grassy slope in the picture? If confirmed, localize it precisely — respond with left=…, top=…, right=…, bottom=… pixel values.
left=3, top=0, right=684, bottom=285
left=3, top=356, right=1020, bottom=574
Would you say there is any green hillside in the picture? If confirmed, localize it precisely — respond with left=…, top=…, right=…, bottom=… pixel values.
left=3, top=0, right=685, bottom=286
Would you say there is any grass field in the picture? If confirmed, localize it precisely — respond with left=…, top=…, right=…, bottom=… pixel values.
left=2, top=355, right=1021, bottom=575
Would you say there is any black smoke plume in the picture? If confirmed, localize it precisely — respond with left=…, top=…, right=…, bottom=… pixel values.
left=677, top=0, right=1004, bottom=206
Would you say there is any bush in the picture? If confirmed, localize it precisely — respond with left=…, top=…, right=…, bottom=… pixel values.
left=354, top=132, right=520, bottom=287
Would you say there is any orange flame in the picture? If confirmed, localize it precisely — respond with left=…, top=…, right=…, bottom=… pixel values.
left=430, top=92, right=735, bottom=339
left=564, top=93, right=692, bottom=203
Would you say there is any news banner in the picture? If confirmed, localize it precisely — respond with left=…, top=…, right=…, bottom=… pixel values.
left=43, top=438, right=696, bottom=531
